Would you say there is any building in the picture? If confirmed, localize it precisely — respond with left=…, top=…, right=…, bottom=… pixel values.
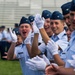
left=0, top=0, right=71, bottom=28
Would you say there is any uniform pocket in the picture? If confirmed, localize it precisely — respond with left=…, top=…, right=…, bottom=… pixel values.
left=17, top=52, right=24, bottom=58
left=60, top=52, right=66, bottom=61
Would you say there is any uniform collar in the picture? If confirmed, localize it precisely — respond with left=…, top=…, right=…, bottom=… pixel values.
left=56, top=30, right=66, bottom=39
left=21, top=42, right=25, bottom=48
left=71, top=30, right=75, bottom=38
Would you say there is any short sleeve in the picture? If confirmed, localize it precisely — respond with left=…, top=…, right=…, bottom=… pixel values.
left=38, top=42, right=46, bottom=53
left=56, top=38, right=68, bottom=51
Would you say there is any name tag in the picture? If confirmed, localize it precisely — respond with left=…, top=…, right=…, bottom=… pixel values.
left=60, top=53, right=66, bottom=61
left=17, top=52, right=24, bottom=58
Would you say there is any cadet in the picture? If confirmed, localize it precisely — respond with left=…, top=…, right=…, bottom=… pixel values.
left=61, top=2, right=71, bottom=26
left=37, top=10, right=53, bottom=56
left=61, top=2, right=73, bottom=41
left=28, top=15, right=43, bottom=45
left=42, top=10, right=53, bottom=37
left=31, top=11, right=68, bottom=61
left=7, top=17, right=42, bottom=75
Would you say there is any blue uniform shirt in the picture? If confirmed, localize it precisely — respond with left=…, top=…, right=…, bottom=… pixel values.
left=2, top=30, right=8, bottom=40
left=51, top=30, right=68, bottom=52
left=66, top=31, right=75, bottom=60
left=50, top=30, right=68, bottom=59
left=60, top=30, right=75, bottom=67
left=15, top=44, right=43, bottom=75
left=39, top=30, right=68, bottom=60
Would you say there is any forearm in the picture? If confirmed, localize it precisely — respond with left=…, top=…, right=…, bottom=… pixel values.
left=7, top=42, right=16, bottom=60
left=53, top=54, right=65, bottom=66
left=58, top=67, right=75, bottom=75
left=31, top=33, right=41, bottom=58
left=39, top=28, right=50, bottom=45
left=26, top=44, right=32, bottom=58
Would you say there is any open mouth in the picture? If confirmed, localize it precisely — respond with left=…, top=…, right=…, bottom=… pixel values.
left=22, top=32, right=26, bottom=35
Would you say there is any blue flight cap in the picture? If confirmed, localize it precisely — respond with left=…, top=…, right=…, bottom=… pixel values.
left=61, top=2, right=71, bottom=15
left=70, top=0, right=75, bottom=11
left=15, top=23, right=18, bottom=27
left=19, top=16, right=31, bottom=26
left=42, top=10, right=52, bottom=19
left=28, top=15, right=34, bottom=22
left=51, top=11, right=63, bottom=20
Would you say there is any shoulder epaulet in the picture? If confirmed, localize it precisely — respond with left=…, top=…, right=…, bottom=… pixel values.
left=64, top=33, right=67, bottom=36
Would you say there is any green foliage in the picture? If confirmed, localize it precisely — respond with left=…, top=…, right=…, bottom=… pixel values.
left=0, top=60, right=22, bottom=75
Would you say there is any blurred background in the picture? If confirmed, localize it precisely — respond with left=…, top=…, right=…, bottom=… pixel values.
left=0, top=0, right=71, bottom=28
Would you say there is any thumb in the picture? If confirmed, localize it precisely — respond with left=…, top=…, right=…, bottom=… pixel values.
left=36, top=56, right=44, bottom=61
left=42, top=54, right=50, bottom=65
left=51, top=64, right=59, bottom=71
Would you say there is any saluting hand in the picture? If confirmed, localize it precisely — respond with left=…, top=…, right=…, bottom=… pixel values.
left=9, top=28, right=17, bottom=43
left=34, top=14, right=44, bottom=29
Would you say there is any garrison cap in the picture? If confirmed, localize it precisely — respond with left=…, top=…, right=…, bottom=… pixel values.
left=42, top=10, right=52, bottom=19
left=70, top=0, right=75, bottom=11
left=51, top=11, right=63, bottom=20
left=19, top=16, right=31, bottom=26
left=28, top=15, right=34, bottom=22
left=61, top=2, right=71, bottom=15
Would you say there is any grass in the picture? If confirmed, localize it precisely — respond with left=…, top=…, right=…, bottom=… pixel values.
left=0, top=59, right=22, bottom=75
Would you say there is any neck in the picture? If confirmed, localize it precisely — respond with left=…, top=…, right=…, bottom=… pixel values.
left=47, top=32, right=53, bottom=37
